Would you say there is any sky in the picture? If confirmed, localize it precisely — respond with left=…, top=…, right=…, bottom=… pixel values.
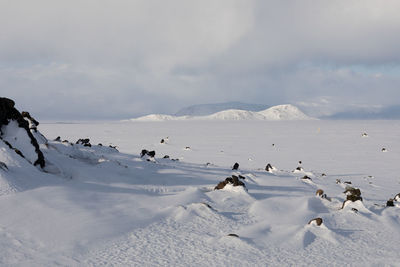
left=1, top=0, right=400, bottom=120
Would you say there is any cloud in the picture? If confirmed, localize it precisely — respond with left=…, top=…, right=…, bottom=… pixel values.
left=1, top=0, right=400, bottom=119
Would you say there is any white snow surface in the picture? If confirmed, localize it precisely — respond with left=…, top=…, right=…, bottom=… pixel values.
left=130, top=104, right=313, bottom=121
left=1, top=120, right=400, bottom=266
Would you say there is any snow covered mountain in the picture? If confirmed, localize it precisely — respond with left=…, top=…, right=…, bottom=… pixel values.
left=130, top=104, right=314, bottom=121
left=174, top=102, right=270, bottom=116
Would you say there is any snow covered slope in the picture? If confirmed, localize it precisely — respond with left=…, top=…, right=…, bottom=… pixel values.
left=130, top=104, right=313, bottom=121
left=258, top=104, right=312, bottom=120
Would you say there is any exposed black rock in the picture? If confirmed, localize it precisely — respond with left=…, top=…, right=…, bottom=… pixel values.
left=0, top=161, right=8, bottom=171
left=76, top=138, right=91, bottom=147
left=351, top=208, right=359, bottom=213
left=344, top=187, right=361, bottom=197
left=238, top=175, right=246, bottom=180
left=214, top=175, right=246, bottom=190
left=140, top=149, right=155, bottom=158
left=160, top=139, right=165, bottom=144
left=54, top=136, right=62, bottom=142
left=316, top=189, right=324, bottom=196
left=227, top=234, right=239, bottom=237
left=387, top=199, right=395, bottom=207
left=163, top=155, right=170, bottom=159
left=308, top=218, right=323, bottom=226
left=0, top=97, right=45, bottom=168
left=232, top=162, right=239, bottom=170
left=295, top=166, right=303, bottom=172
left=21, top=111, right=39, bottom=132
left=395, top=193, right=400, bottom=201
left=140, top=149, right=148, bottom=157
left=341, top=187, right=363, bottom=209
left=265, top=163, right=273, bottom=172
left=301, top=175, right=312, bottom=180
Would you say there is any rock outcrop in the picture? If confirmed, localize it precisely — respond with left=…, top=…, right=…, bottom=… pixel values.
left=0, top=97, right=45, bottom=168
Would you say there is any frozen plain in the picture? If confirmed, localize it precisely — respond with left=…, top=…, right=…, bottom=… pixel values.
left=1, top=120, right=400, bottom=266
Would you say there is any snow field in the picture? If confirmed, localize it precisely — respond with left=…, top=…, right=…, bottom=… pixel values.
left=0, top=120, right=399, bottom=265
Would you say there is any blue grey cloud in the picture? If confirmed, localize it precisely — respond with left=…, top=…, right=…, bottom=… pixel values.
left=1, top=0, right=400, bottom=119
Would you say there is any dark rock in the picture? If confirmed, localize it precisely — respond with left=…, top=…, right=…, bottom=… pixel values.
left=301, top=175, right=312, bottom=180
left=265, top=163, right=273, bottom=172
left=0, top=161, right=8, bottom=171
left=76, top=138, right=91, bottom=147
left=0, top=98, right=45, bottom=168
left=238, top=175, right=246, bottom=180
left=214, top=175, right=246, bottom=190
left=54, top=136, right=61, bottom=142
left=321, top=173, right=327, bottom=177
left=351, top=208, right=358, bottom=213
left=316, top=189, right=324, bottom=196
left=140, top=149, right=149, bottom=157
left=98, top=143, right=103, bottom=146
left=336, top=179, right=342, bottom=184
left=387, top=199, right=395, bottom=207
left=394, top=193, right=400, bottom=201
left=21, top=111, right=39, bottom=132
left=140, top=149, right=155, bottom=158
left=109, top=145, right=117, bottom=150
left=295, top=166, right=303, bottom=172
left=346, top=195, right=363, bottom=202
left=227, top=234, right=239, bottom=237
left=382, top=148, right=387, bottom=152
left=344, top=181, right=352, bottom=185
left=232, top=162, right=239, bottom=170
left=298, top=161, right=302, bottom=165
left=344, top=187, right=361, bottom=197
left=163, top=155, right=170, bottom=159
left=160, top=139, right=165, bottom=144
left=308, top=218, right=323, bottom=226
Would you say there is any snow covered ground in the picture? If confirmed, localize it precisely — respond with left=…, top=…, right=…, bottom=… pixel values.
left=1, top=120, right=400, bottom=266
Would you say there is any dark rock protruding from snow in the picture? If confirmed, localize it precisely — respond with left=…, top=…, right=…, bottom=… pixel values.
left=76, top=138, right=92, bottom=147
left=232, top=162, right=239, bottom=170
left=265, top=163, right=273, bottom=172
left=140, top=149, right=155, bottom=158
left=0, top=97, right=45, bottom=168
left=308, top=218, right=323, bottom=226
left=0, top=161, right=8, bottom=171
left=386, top=199, right=395, bottom=207
left=21, top=111, right=39, bottom=132
left=214, top=175, right=245, bottom=190
left=341, top=186, right=363, bottom=209
left=394, top=193, right=400, bottom=201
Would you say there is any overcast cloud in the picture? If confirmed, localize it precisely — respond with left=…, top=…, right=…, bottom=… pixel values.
left=1, top=0, right=400, bottom=119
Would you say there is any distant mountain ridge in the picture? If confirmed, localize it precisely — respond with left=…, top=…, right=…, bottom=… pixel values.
left=130, top=104, right=314, bottom=121
left=174, top=102, right=270, bottom=116
left=324, top=105, right=400, bottom=120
